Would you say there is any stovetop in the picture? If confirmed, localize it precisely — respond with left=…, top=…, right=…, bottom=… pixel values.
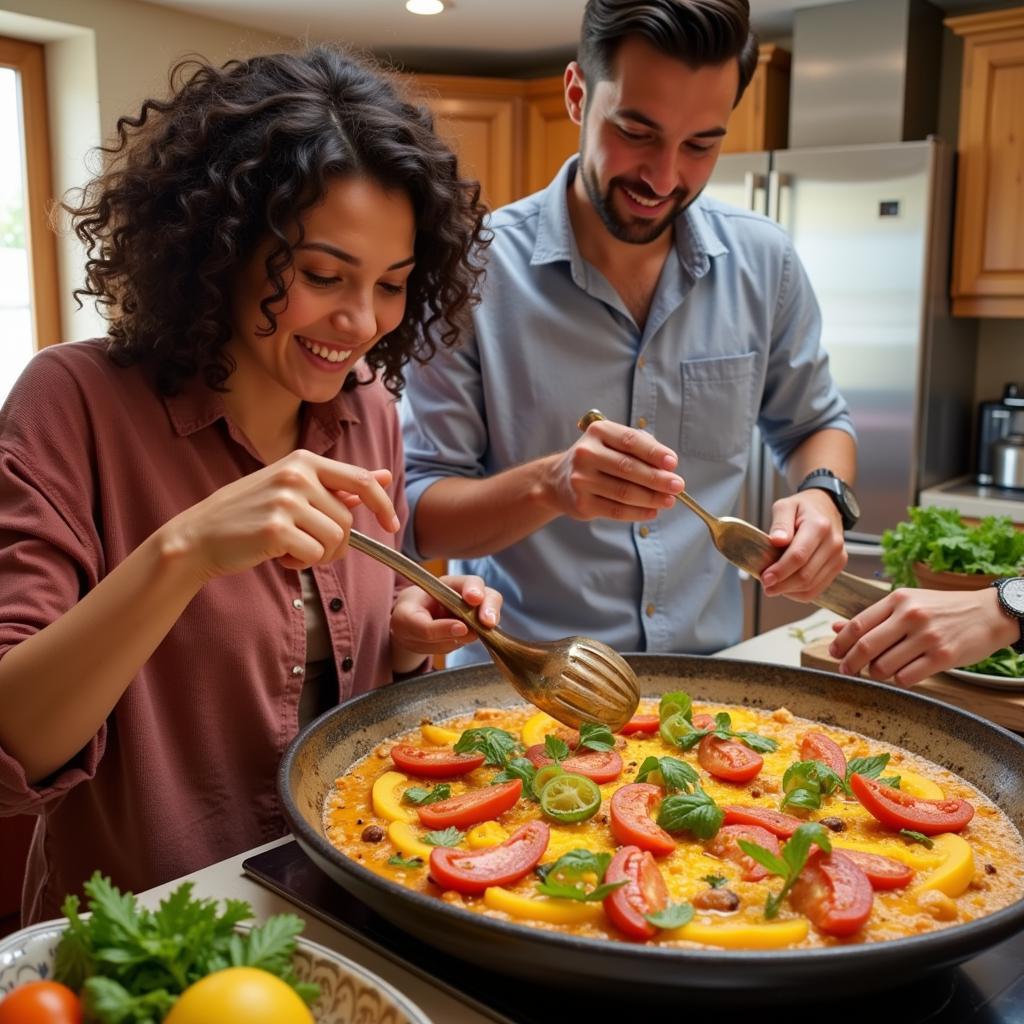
left=244, top=841, right=1024, bottom=1024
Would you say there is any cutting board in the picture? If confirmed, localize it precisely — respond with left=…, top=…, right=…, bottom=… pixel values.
left=800, top=638, right=1024, bottom=733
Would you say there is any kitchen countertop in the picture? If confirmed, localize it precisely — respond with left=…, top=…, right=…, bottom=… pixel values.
left=920, top=475, right=1024, bottom=523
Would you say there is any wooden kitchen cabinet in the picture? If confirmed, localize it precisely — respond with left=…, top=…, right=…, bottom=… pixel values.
left=524, top=76, right=578, bottom=195
left=721, top=44, right=790, bottom=155
left=946, top=8, right=1024, bottom=318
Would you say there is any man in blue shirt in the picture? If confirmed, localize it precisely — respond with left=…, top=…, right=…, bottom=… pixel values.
left=402, top=0, right=857, bottom=666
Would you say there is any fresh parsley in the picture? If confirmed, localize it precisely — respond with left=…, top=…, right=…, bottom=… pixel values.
left=779, top=759, right=846, bottom=812
left=657, top=787, right=724, bottom=839
left=402, top=783, right=451, bottom=806
left=577, top=722, right=615, bottom=752
left=454, top=727, right=520, bottom=767
left=53, top=871, right=318, bottom=1024
left=738, top=822, right=832, bottom=919
left=661, top=711, right=778, bottom=754
left=900, top=829, right=935, bottom=849
left=544, top=734, right=571, bottom=762
left=635, top=755, right=699, bottom=794
left=535, top=849, right=625, bottom=902
left=421, top=827, right=464, bottom=847
left=387, top=854, right=425, bottom=869
left=491, top=756, right=539, bottom=798
left=645, top=902, right=695, bottom=929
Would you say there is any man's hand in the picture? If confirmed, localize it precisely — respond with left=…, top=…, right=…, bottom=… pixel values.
left=544, top=416, right=684, bottom=522
left=760, top=489, right=847, bottom=600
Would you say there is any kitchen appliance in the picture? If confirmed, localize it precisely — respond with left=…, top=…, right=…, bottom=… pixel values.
left=993, top=434, right=1024, bottom=491
left=978, top=384, right=1024, bottom=486
left=278, top=656, right=1024, bottom=1002
left=704, top=138, right=977, bottom=636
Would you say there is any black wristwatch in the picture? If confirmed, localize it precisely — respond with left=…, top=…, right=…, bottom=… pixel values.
left=993, top=577, right=1024, bottom=655
left=796, top=468, right=860, bottom=531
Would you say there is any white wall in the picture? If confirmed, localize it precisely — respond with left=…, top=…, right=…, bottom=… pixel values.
left=0, top=0, right=294, bottom=341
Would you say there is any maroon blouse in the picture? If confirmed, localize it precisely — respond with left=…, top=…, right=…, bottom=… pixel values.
left=0, top=340, right=413, bottom=922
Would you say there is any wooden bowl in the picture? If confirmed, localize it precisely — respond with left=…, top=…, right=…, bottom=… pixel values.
left=911, top=562, right=1002, bottom=591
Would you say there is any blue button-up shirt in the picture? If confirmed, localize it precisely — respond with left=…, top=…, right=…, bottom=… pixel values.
left=401, top=157, right=853, bottom=666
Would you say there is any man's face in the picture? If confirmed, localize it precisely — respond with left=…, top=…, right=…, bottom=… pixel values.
left=570, top=37, right=739, bottom=245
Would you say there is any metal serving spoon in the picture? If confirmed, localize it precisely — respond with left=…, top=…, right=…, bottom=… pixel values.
left=578, top=410, right=890, bottom=619
left=348, top=528, right=640, bottom=730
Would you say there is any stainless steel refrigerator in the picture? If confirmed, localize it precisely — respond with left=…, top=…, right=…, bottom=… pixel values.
left=703, top=139, right=977, bottom=637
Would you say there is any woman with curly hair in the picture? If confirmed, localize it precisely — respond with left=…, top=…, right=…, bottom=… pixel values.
left=0, top=45, right=498, bottom=923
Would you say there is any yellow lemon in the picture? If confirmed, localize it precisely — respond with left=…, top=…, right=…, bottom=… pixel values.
left=164, top=967, right=314, bottom=1024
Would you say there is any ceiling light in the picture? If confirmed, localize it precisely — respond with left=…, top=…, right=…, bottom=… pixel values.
left=406, top=0, right=445, bottom=14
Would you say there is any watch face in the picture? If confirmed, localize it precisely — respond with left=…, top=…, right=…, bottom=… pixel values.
left=999, top=578, right=1024, bottom=615
left=839, top=482, right=860, bottom=519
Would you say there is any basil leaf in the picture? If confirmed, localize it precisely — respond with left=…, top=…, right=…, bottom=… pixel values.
left=879, top=775, right=902, bottom=789
left=578, top=722, right=615, bottom=752
left=645, top=902, right=694, bottom=929
left=402, top=784, right=451, bottom=806
left=660, top=711, right=707, bottom=751
left=534, top=849, right=623, bottom=902
left=900, top=829, right=935, bottom=849
left=735, top=840, right=789, bottom=879
left=535, top=848, right=611, bottom=883
left=780, top=786, right=822, bottom=812
left=739, top=822, right=831, bottom=920
left=780, top=760, right=846, bottom=811
left=491, top=757, right=538, bottom=799
left=421, top=827, right=464, bottom=847
left=731, top=730, right=780, bottom=754
left=657, top=788, right=724, bottom=839
left=544, top=734, right=571, bottom=763
left=635, top=755, right=699, bottom=794
left=537, top=879, right=626, bottom=902
left=659, top=690, right=693, bottom=723
left=454, top=727, right=520, bottom=767
left=387, top=855, right=424, bottom=869
left=846, top=753, right=890, bottom=782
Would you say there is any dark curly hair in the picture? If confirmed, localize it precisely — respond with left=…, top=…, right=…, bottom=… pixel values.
left=579, top=0, right=759, bottom=106
left=63, top=45, right=489, bottom=397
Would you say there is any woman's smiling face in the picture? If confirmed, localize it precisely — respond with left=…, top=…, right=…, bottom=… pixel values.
left=230, top=175, right=416, bottom=408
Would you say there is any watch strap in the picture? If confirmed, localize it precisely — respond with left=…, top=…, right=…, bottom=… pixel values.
left=993, top=578, right=1024, bottom=655
left=797, top=470, right=856, bottom=531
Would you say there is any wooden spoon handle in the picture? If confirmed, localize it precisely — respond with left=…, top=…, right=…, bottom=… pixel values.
left=811, top=571, right=891, bottom=619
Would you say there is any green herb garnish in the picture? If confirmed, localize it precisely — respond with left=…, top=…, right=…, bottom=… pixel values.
left=421, top=827, right=464, bottom=847
left=701, top=874, right=728, bottom=889
left=535, top=849, right=625, bottom=902
left=577, top=722, right=615, bottom=752
left=635, top=755, right=699, bottom=793
left=738, top=822, right=831, bottom=919
left=645, top=903, right=695, bottom=929
left=402, top=783, right=452, bottom=806
left=544, top=734, right=571, bottom=762
left=387, top=854, right=425, bottom=869
left=661, top=711, right=778, bottom=754
left=779, top=759, right=846, bottom=812
left=900, top=829, right=934, bottom=849
left=491, top=756, right=539, bottom=798
left=657, top=787, right=724, bottom=839
left=454, top=727, right=520, bottom=767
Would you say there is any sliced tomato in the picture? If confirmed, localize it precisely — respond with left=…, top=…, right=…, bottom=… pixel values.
left=706, top=823, right=780, bottom=881
left=849, top=773, right=975, bottom=835
left=799, top=731, right=847, bottom=777
left=721, top=804, right=802, bottom=838
left=390, top=744, right=486, bottom=778
left=840, top=849, right=915, bottom=890
left=603, top=845, right=669, bottom=940
left=609, top=783, right=676, bottom=856
left=417, top=779, right=522, bottom=830
left=619, top=714, right=660, bottom=735
left=789, top=848, right=873, bottom=937
left=524, top=744, right=623, bottom=784
left=429, top=821, right=549, bottom=895
left=697, top=735, right=763, bottom=784
left=691, top=713, right=715, bottom=730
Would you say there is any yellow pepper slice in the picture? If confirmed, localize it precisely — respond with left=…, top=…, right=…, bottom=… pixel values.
left=897, top=770, right=944, bottom=800
left=832, top=839, right=940, bottom=871
left=387, top=821, right=434, bottom=861
left=913, top=833, right=974, bottom=897
left=467, top=821, right=509, bottom=849
left=522, top=711, right=561, bottom=748
left=371, top=771, right=417, bottom=823
left=484, top=887, right=605, bottom=925
left=421, top=723, right=460, bottom=746
left=665, top=918, right=809, bottom=949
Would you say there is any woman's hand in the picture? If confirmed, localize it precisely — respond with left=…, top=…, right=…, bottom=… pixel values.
left=828, top=587, right=1018, bottom=686
left=160, top=449, right=399, bottom=583
left=389, top=574, right=504, bottom=669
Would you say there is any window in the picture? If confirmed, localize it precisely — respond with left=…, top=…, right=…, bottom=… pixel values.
left=0, top=36, right=59, bottom=404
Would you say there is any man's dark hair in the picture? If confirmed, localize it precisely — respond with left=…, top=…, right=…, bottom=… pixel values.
left=63, top=45, right=488, bottom=398
left=578, top=0, right=759, bottom=106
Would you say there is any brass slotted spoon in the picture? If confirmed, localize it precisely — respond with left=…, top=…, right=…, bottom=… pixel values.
left=578, top=410, right=889, bottom=619
left=348, top=528, right=640, bottom=730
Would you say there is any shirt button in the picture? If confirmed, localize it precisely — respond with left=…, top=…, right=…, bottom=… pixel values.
left=292, top=598, right=303, bottom=610
left=291, top=665, right=304, bottom=676
left=645, top=603, right=656, bottom=617
left=636, top=417, right=648, bottom=429
left=639, top=526, right=650, bottom=538
left=329, top=597, right=344, bottom=612
left=341, top=656, right=354, bottom=672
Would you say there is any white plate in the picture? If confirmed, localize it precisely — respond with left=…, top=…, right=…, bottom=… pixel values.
left=0, top=918, right=432, bottom=1023
left=946, top=667, right=1024, bottom=691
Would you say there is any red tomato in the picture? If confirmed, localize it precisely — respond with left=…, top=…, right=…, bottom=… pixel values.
left=691, top=713, right=715, bottom=730
left=603, top=845, right=669, bottom=940
left=524, top=744, right=623, bottom=784
left=608, top=783, right=676, bottom=856
left=706, top=823, right=780, bottom=881
left=417, top=779, right=522, bottom=830
left=697, top=735, right=762, bottom=784
left=429, top=821, right=549, bottom=895
left=789, top=848, right=874, bottom=937
left=619, top=714, right=660, bottom=735
left=840, top=849, right=915, bottom=890
left=721, top=804, right=802, bottom=838
left=390, top=744, right=485, bottom=778
left=799, top=731, right=847, bottom=777
left=0, top=980, right=82, bottom=1024
left=849, top=773, right=975, bottom=835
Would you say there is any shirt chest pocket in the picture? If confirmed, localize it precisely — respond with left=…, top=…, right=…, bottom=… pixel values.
left=678, top=352, right=758, bottom=460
